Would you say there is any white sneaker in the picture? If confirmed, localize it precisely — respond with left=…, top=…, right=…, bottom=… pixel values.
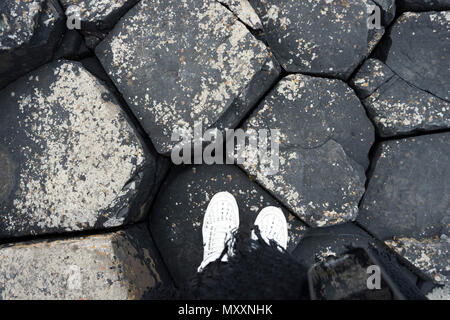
left=198, top=191, right=239, bottom=272
left=251, top=206, right=288, bottom=250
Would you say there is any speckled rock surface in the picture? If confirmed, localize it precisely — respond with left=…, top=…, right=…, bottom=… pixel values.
left=386, top=236, right=449, bottom=285
left=149, top=164, right=307, bottom=285
left=352, top=12, right=450, bottom=137
left=375, top=11, right=449, bottom=102
left=0, top=60, right=166, bottom=238
left=0, top=225, right=170, bottom=299
left=60, top=0, right=139, bottom=32
left=397, top=0, right=450, bottom=11
left=0, top=0, right=64, bottom=89
left=96, top=0, right=280, bottom=155
left=249, top=0, right=394, bottom=79
left=427, top=283, right=450, bottom=300
left=358, top=133, right=450, bottom=240
left=218, top=0, right=262, bottom=29
left=238, top=74, right=374, bottom=227
left=352, top=59, right=450, bottom=137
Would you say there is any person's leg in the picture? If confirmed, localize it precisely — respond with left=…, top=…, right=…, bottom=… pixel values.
left=198, top=191, right=239, bottom=272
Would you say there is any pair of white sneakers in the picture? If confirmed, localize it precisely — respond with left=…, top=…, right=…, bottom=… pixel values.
left=198, top=191, right=288, bottom=272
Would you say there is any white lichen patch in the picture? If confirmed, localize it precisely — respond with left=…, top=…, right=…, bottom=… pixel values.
left=218, top=0, right=262, bottom=29
left=0, top=230, right=159, bottom=299
left=366, top=77, right=450, bottom=136
left=0, top=0, right=44, bottom=49
left=60, top=0, right=136, bottom=24
left=98, top=0, right=272, bottom=154
left=386, top=236, right=449, bottom=285
left=7, top=61, right=145, bottom=233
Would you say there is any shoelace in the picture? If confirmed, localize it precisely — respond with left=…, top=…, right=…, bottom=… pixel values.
left=204, top=222, right=233, bottom=260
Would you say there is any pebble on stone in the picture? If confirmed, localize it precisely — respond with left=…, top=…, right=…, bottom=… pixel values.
left=0, top=225, right=170, bottom=299
left=149, top=164, right=307, bottom=286
left=60, top=0, right=139, bottom=32
left=0, top=60, right=164, bottom=238
left=96, top=0, right=280, bottom=155
left=0, top=0, right=64, bottom=89
left=238, top=74, right=374, bottom=228
left=249, top=0, right=394, bottom=79
left=218, top=0, right=263, bottom=29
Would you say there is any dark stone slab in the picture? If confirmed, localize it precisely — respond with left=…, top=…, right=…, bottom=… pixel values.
left=148, top=164, right=307, bottom=286
left=352, top=58, right=450, bottom=137
left=60, top=0, right=139, bottom=33
left=375, top=11, right=450, bottom=102
left=218, top=0, right=262, bottom=29
left=386, top=236, right=450, bottom=285
left=0, top=60, right=167, bottom=238
left=249, top=0, right=394, bottom=79
left=96, top=0, right=280, bottom=155
left=358, top=133, right=450, bottom=241
left=238, top=74, right=374, bottom=227
left=0, top=0, right=64, bottom=89
left=397, top=0, right=450, bottom=11
left=0, top=224, right=171, bottom=299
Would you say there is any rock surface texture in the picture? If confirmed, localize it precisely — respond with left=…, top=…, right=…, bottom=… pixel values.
left=249, top=0, right=395, bottom=79
left=96, top=0, right=280, bottom=155
left=0, top=0, right=448, bottom=300
left=60, top=0, right=139, bottom=33
left=238, top=74, right=374, bottom=227
left=351, top=12, right=450, bottom=137
left=0, top=0, right=64, bottom=89
left=0, top=60, right=164, bottom=238
left=358, top=133, right=450, bottom=285
left=0, top=225, right=170, bottom=299
left=218, top=0, right=263, bottom=29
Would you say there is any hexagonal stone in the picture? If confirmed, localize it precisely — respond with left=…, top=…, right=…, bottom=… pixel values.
left=96, top=0, right=280, bottom=155
left=353, top=12, right=450, bottom=137
left=249, top=0, right=394, bottom=79
left=218, top=0, right=262, bottom=29
left=238, top=74, right=374, bottom=227
left=397, top=0, right=450, bottom=11
left=60, top=0, right=139, bottom=33
left=0, top=60, right=166, bottom=238
left=386, top=236, right=450, bottom=285
left=148, top=164, right=307, bottom=285
left=376, top=12, right=449, bottom=102
left=0, top=225, right=170, bottom=299
left=358, top=133, right=449, bottom=241
left=0, top=0, right=64, bottom=89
